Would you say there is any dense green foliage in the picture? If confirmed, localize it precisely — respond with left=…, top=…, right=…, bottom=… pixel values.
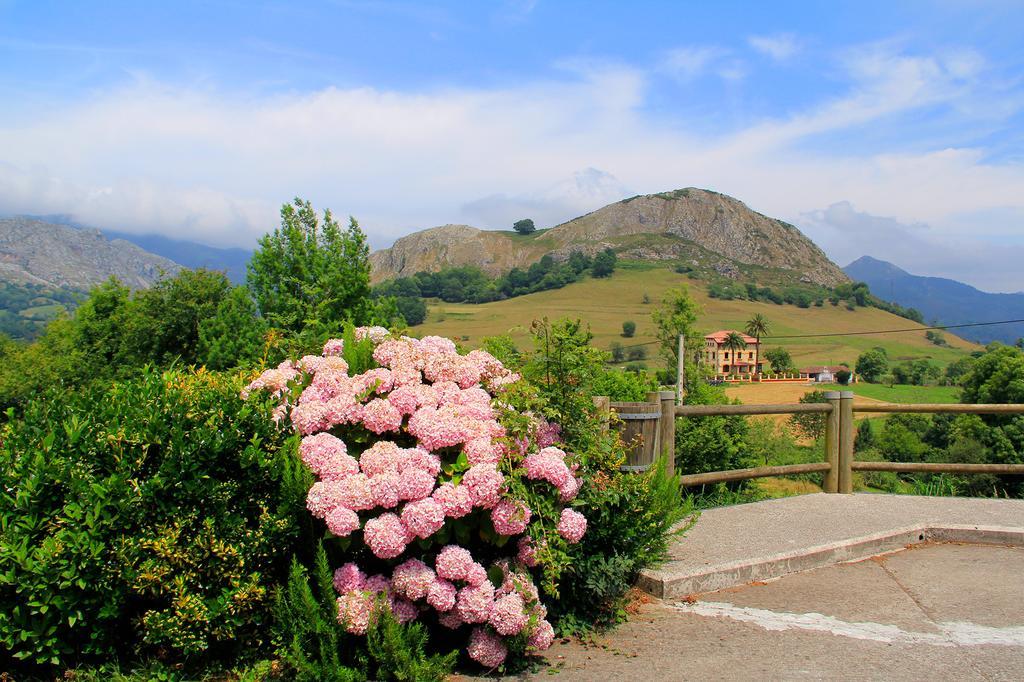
left=373, top=250, right=615, bottom=311
left=273, top=546, right=455, bottom=681
left=0, top=280, right=81, bottom=340
left=248, top=198, right=375, bottom=334
left=512, top=218, right=536, bottom=235
left=790, top=390, right=829, bottom=440
left=511, top=319, right=695, bottom=634
left=621, top=320, right=636, bottom=337
left=855, top=347, right=889, bottom=383
left=763, top=346, right=795, bottom=374
left=651, top=285, right=700, bottom=379
left=675, top=382, right=749, bottom=475
left=0, top=368, right=304, bottom=673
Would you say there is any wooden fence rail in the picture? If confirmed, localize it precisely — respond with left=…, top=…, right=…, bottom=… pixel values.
left=649, top=390, right=1024, bottom=493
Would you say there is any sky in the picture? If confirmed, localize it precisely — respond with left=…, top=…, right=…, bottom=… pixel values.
left=1, top=1, right=1023, bottom=291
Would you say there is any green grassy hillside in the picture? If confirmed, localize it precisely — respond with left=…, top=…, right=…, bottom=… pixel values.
left=418, top=262, right=978, bottom=368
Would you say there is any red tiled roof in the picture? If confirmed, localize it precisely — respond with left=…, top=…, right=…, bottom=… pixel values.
left=704, top=330, right=758, bottom=344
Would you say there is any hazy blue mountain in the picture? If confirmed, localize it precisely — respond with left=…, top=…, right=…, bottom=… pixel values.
left=843, top=255, right=1024, bottom=345
left=101, top=230, right=251, bottom=284
left=20, top=214, right=251, bottom=284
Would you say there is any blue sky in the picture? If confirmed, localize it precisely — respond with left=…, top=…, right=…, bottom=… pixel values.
left=1, top=1, right=1023, bottom=290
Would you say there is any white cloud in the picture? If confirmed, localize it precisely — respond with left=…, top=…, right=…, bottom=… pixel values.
left=748, top=34, right=800, bottom=61
left=461, top=168, right=632, bottom=228
left=660, top=46, right=729, bottom=81
left=798, top=201, right=1024, bottom=293
left=0, top=45, right=1021, bottom=289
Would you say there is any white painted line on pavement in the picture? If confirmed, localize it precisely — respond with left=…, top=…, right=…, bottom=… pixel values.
left=671, top=601, right=1024, bottom=647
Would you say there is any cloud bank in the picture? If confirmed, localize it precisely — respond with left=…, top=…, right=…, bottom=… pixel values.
left=0, top=45, right=1021, bottom=290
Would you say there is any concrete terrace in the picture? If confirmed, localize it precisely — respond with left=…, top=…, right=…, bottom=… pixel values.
left=640, top=493, right=1024, bottom=598
left=472, top=494, right=1024, bottom=681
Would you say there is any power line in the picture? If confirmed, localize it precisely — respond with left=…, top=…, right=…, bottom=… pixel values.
left=765, top=318, right=1024, bottom=340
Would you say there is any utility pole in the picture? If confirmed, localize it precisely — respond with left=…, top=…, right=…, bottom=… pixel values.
left=676, top=334, right=685, bottom=404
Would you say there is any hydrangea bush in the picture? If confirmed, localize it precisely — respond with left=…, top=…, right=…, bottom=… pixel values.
left=245, top=327, right=587, bottom=668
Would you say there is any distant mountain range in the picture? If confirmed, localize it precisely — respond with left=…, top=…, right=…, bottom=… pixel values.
left=843, top=256, right=1024, bottom=345
left=371, top=188, right=849, bottom=287
left=17, top=214, right=251, bottom=284
left=0, top=216, right=180, bottom=290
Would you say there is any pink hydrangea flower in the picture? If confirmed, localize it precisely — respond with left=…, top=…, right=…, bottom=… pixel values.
left=558, top=475, right=581, bottom=502
left=400, top=498, right=445, bottom=539
left=291, top=401, right=330, bottom=435
left=333, top=563, right=366, bottom=593
left=465, top=561, right=488, bottom=587
left=337, top=592, right=374, bottom=635
left=368, top=472, right=401, bottom=508
left=361, top=398, right=403, bottom=434
left=435, top=545, right=474, bottom=582
left=389, top=597, right=418, bottom=624
left=516, top=536, right=540, bottom=568
left=455, top=581, right=495, bottom=624
left=523, top=447, right=572, bottom=488
left=490, top=499, right=531, bottom=536
left=325, top=506, right=361, bottom=536
left=427, top=578, right=458, bottom=612
left=365, top=574, right=391, bottom=593
left=464, top=436, right=501, bottom=465
left=363, top=513, right=409, bottom=559
left=336, top=473, right=375, bottom=511
left=489, top=592, right=527, bottom=636
left=300, top=433, right=358, bottom=479
left=557, top=508, right=587, bottom=543
left=407, top=406, right=471, bottom=451
left=433, top=483, right=473, bottom=518
left=391, top=559, right=436, bottom=601
left=468, top=626, right=508, bottom=668
left=527, top=619, right=555, bottom=650
left=400, top=447, right=442, bottom=477
left=359, top=441, right=404, bottom=476
left=462, top=463, right=505, bottom=509
left=437, top=610, right=463, bottom=630
left=322, top=338, right=345, bottom=356
left=397, top=468, right=436, bottom=501
left=355, top=326, right=391, bottom=344
left=306, top=480, right=345, bottom=518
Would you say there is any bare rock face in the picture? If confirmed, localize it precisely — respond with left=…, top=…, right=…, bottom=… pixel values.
left=0, top=217, right=181, bottom=290
left=370, top=188, right=848, bottom=287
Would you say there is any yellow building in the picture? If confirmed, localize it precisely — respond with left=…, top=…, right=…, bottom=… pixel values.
left=701, top=330, right=762, bottom=376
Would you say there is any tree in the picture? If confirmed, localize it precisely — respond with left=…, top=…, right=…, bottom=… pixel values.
left=743, top=314, right=770, bottom=378
left=198, top=286, right=267, bottom=370
left=855, top=347, right=889, bottom=383
left=610, top=341, right=625, bottom=363
left=248, top=198, right=373, bottom=334
left=652, top=286, right=701, bottom=378
left=790, top=390, right=829, bottom=441
left=396, top=296, right=428, bottom=326
left=764, top=347, right=795, bottom=374
left=627, top=346, right=647, bottom=362
left=723, top=332, right=747, bottom=374
left=512, top=218, right=536, bottom=235
left=591, top=249, right=617, bottom=278
left=621, top=320, right=636, bottom=338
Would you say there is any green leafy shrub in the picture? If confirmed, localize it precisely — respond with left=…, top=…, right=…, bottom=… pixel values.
left=675, top=382, right=749, bottom=475
left=272, top=545, right=455, bottom=682
left=549, top=463, right=695, bottom=634
left=0, top=367, right=302, bottom=673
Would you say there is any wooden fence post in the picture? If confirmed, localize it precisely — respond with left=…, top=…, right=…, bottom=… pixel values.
left=824, top=391, right=841, bottom=493
left=650, top=390, right=676, bottom=477
left=839, top=391, right=855, bottom=493
left=593, top=395, right=610, bottom=432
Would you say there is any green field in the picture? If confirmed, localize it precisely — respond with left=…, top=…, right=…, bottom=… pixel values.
left=820, top=382, right=961, bottom=404
left=419, top=263, right=978, bottom=368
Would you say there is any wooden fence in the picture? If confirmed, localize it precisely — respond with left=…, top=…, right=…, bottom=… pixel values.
left=601, top=390, right=1024, bottom=491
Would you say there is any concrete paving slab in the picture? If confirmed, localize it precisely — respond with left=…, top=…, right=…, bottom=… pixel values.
left=482, top=542, right=1024, bottom=681
left=640, top=493, right=1024, bottom=598
left=881, top=543, right=1024, bottom=628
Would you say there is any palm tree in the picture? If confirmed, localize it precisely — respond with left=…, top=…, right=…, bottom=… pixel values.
left=723, top=331, right=747, bottom=377
left=744, top=314, right=770, bottom=379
